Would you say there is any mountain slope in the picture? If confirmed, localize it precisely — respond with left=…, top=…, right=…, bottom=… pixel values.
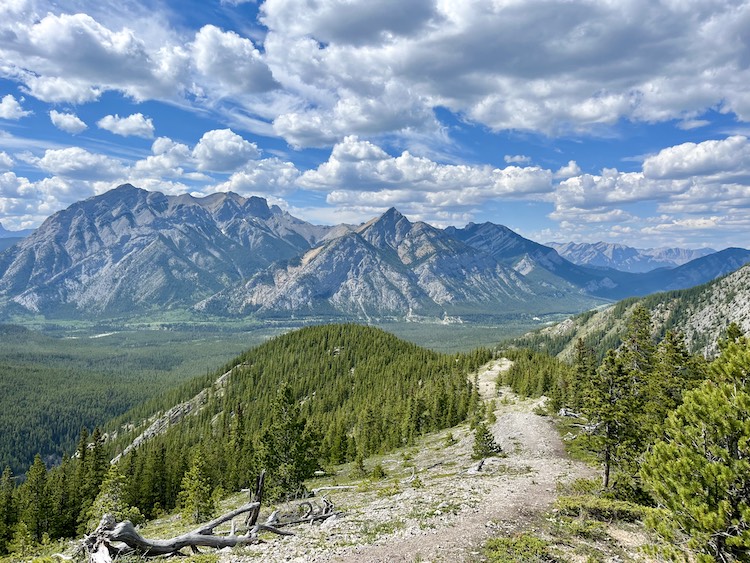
left=0, top=185, right=328, bottom=316
left=547, top=241, right=716, bottom=272
left=516, top=262, right=750, bottom=359
left=199, top=209, right=600, bottom=320
left=0, top=185, right=746, bottom=321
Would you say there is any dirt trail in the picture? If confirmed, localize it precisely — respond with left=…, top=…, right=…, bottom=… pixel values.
left=231, top=359, right=594, bottom=563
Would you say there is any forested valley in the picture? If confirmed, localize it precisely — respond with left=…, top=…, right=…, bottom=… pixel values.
left=0, top=325, right=256, bottom=475
left=0, top=316, right=747, bottom=562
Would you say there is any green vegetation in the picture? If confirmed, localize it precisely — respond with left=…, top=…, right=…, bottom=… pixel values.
left=0, top=324, right=256, bottom=475
left=0, top=323, right=490, bottom=557
left=494, top=307, right=748, bottom=561
left=484, top=533, right=557, bottom=562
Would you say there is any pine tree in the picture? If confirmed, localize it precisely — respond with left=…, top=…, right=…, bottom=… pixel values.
left=84, top=464, right=144, bottom=532
left=641, top=374, right=750, bottom=561
left=581, top=350, right=633, bottom=489
left=257, top=383, right=320, bottom=500
left=472, top=423, right=502, bottom=459
left=178, top=449, right=214, bottom=524
left=0, top=466, right=17, bottom=554
left=19, top=454, right=48, bottom=543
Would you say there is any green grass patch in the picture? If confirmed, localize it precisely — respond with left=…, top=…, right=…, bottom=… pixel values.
left=484, top=533, right=559, bottom=562
left=555, top=495, right=648, bottom=522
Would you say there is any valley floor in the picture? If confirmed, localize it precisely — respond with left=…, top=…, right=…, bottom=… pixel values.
left=226, top=360, right=599, bottom=562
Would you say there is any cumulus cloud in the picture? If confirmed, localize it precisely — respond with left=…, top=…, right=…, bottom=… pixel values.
left=192, top=129, right=260, bottom=172
left=0, top=151, right=13, bottom=169
left=259, top=0, right=750, bottom=143
left=192, top=25, right=278, bottom=95
left=49, top=110, right=87, bottom=134
left=0, top=12, right=189, bottom=103
left=298, top=136, right=554, bottom=216
left=34, top=147, right=126, bottom=180
left=504, top=154, right=531, bottom=164
left=132, top=137, right=192, bottom=178
left=97, top=113, right=155, bottom=138
left=642, top=136, right=750, bottom=181
left=213, top=158, right=301, bottom=195
left=0, top=94, right=32, bottom=119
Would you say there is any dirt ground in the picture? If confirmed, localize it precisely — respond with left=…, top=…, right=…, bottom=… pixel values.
left=229, top=359, right=594, bottom=563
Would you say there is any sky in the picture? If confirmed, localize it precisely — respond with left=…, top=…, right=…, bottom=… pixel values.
left=1, top=0, right=750, bottom=249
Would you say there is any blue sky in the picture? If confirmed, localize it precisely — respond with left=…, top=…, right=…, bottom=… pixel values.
left=1, top=0, right=750, bottom=249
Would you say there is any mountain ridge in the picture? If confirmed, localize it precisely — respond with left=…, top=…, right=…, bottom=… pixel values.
left=547, top=240, right=717, bottom=272
left=0, top=184, right=747, bottom=321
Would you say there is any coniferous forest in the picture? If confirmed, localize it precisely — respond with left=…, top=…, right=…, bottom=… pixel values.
left=0, top=317, right=748, bottom=562
left=0, top=324, right=491, bottom=553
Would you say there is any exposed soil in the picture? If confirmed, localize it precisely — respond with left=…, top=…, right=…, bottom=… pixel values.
left=229, top=359, right=595, bottom=563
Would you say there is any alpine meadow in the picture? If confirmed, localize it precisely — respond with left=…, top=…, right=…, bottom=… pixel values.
left=2, top=0, right=750, bottom=562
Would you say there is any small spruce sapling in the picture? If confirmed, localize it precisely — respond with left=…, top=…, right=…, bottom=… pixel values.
left=472, top=423, right=503, bottom=459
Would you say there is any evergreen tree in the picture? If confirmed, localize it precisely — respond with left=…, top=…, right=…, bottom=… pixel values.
left=472, top=423, right=503, bottom=459
left=19, top=454, right=48, bottom=543
left=84, top=464, right=144, bottom=532
left=641, top=341, right=750, bottom=562
left=644, top=330, right=705, bottom=441
left=257, top=383, right=319, bottom=500
left=178, top=449, right=214, bottom=524
left=581, top=350, right=634, bottom=489
left=47, top=458, right=76, bottom=539
left=0, top=466, right=16, bottom=554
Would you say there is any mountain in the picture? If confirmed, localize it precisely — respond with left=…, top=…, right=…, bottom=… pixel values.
left=0, top=184, right=329, bottom=316
left=516, top=262, right=750, bottom=359
left=0, top=222, right=33, bottom=253
left=0, top=184, right=747, bottom=321
left=546, top=241, right=717, bottom=272
left=196, top=209, right=596, bottom=320
left=446, top=222, right=619, bottom=291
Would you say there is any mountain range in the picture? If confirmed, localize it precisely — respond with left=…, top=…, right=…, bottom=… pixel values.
left=0, top=184, right=748, bottom=322
left=546, top=241, right=716, bottom=273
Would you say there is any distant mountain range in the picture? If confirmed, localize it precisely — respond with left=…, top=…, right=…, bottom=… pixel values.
left=0, top=222, right=33, bottom=239
left=546, top=241, right=716, bottom=273
left=0, top=184, right=748, bottom=322
left=0, top=222, right=33, bottom=253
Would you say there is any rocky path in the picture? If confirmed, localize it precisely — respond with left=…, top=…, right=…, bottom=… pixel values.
left=231, top=359, right=594, bottom=563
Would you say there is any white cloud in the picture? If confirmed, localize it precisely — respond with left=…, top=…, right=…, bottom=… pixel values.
left=97, top=113, right=155, bottom=138
left=1, top=12, right=189, bottom=103
left=259, top=0, right=750, bottom=142
left=0, top=151, right=13, bottom=169
left=0, top=94, right=32, bottom=119
left=49, top=110, right=87, bottom=134
left=642, top=136, right=750, bottom=181
left=34, top=147, right=126, bottom=180
left=554, top=160, right=581, bottom=179
left=192, top=25, right=278, bottom=96
left=132, top=137, right=191, bottom=178
left=504, top=154, right=531, bottom=164
left=212, top=158, right=301, bottom=195
left=192, top=129, right=260, bottom=172
left=298, top=136, right=553, bottom=216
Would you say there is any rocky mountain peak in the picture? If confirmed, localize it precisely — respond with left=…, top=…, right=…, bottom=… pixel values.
left=358, top=207, right=413, bottom=251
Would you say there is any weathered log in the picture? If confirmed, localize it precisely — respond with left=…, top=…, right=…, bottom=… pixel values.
left=82, top=471, right=339, bottom=562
